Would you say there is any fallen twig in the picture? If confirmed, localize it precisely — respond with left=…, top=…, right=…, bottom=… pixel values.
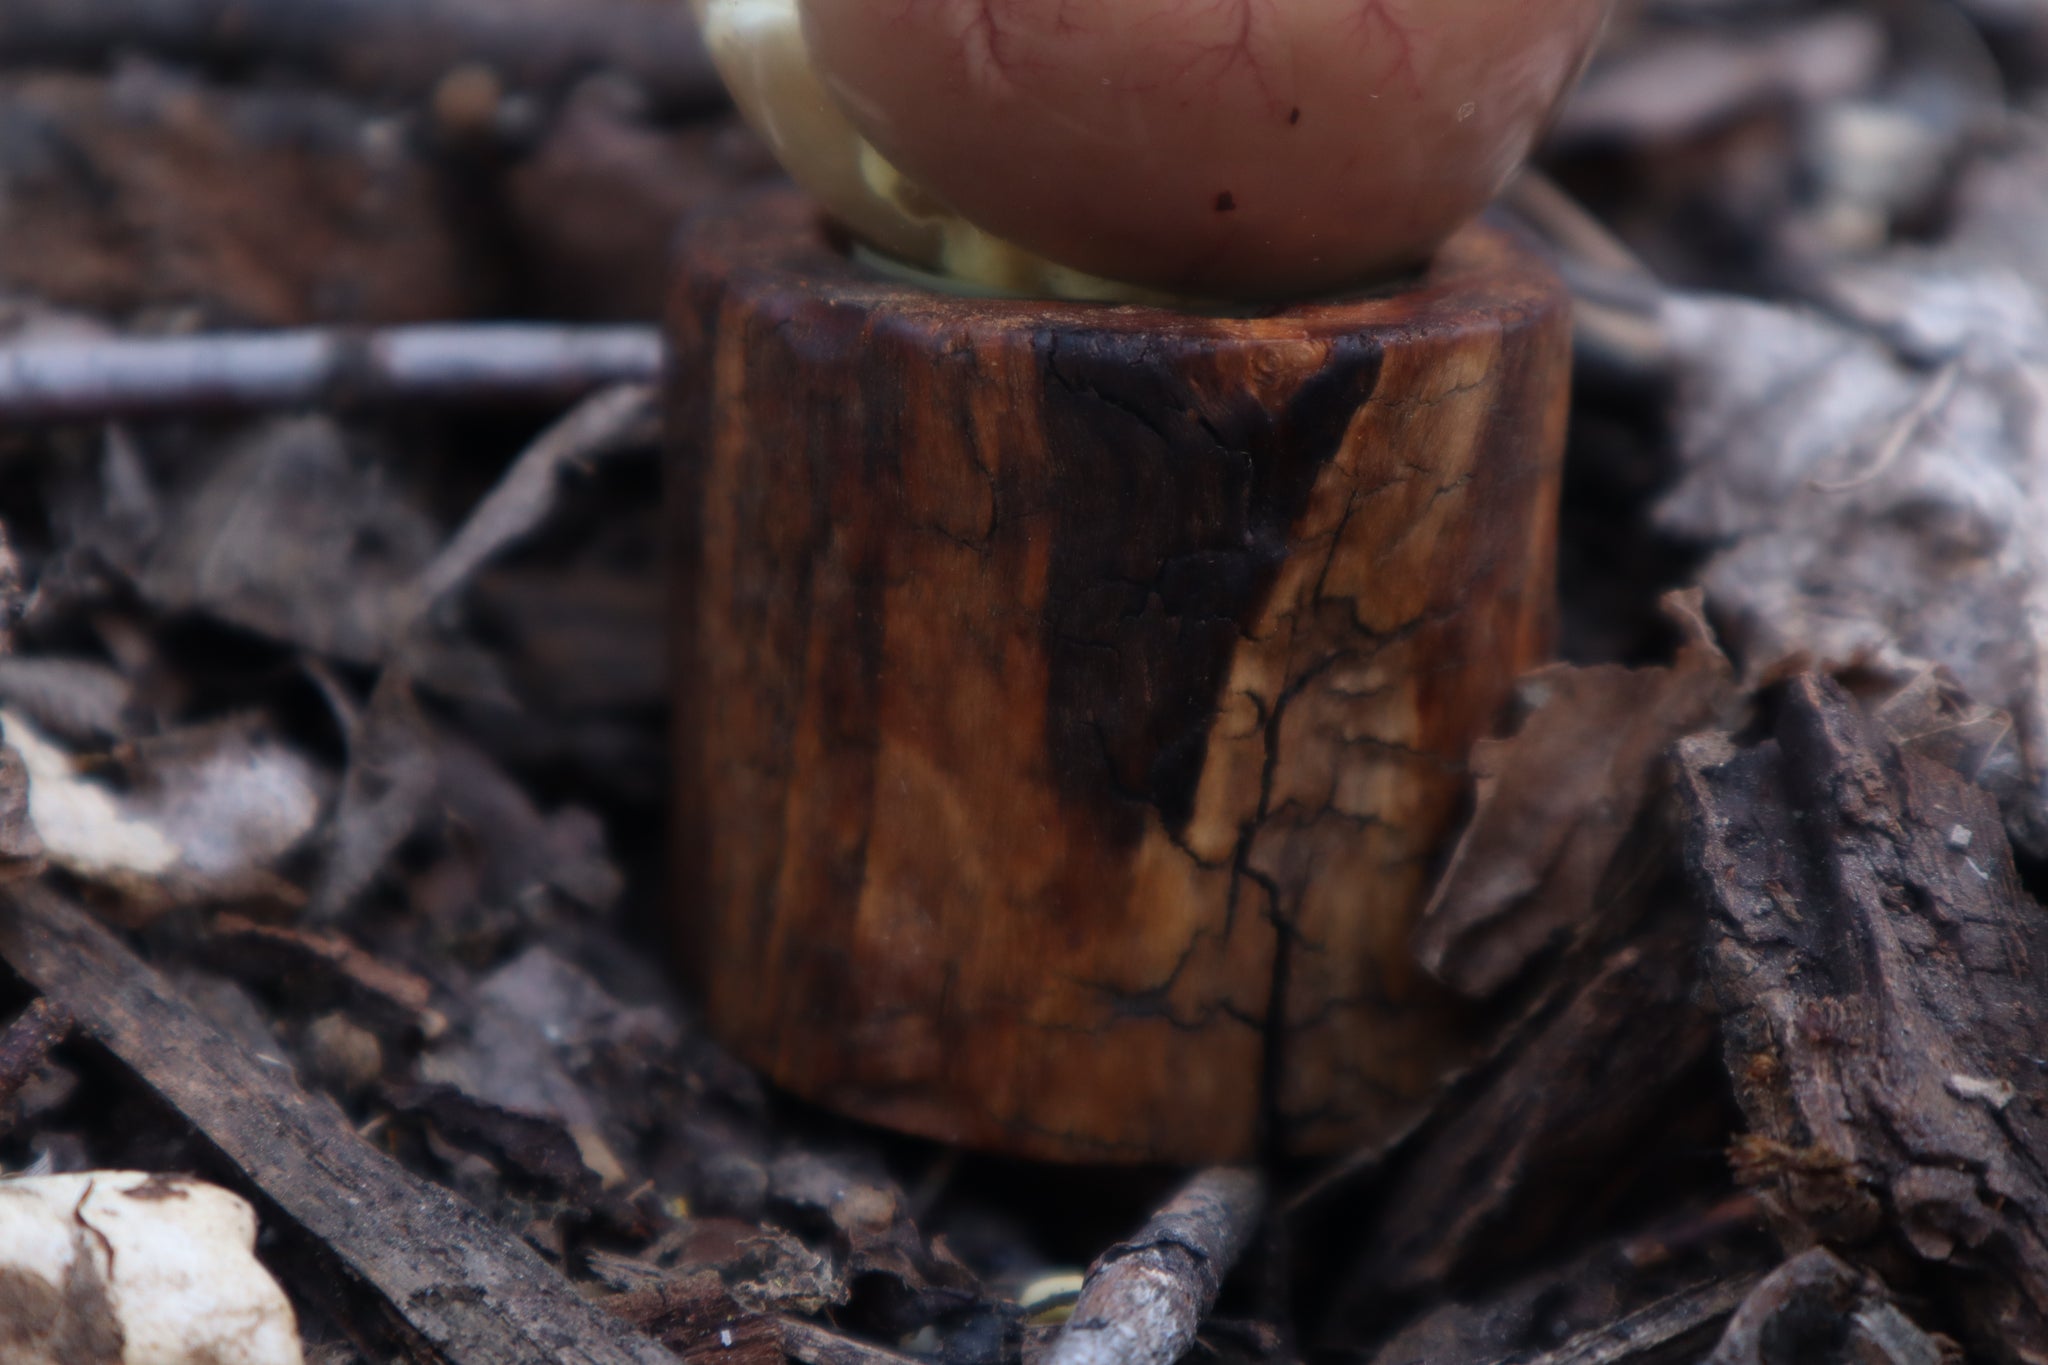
left=0, top=0, right=721, bottom=111
left=0, top=880, right=679, bottom=1365
left=404, top=382, right=660, bottom=619
left=0, top=324, right=664, bottom=423
left=1045, top=1169, right=1265, bottom=1365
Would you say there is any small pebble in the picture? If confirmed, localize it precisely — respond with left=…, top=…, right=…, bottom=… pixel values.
left=300, top=1012, right=383, bottom=1098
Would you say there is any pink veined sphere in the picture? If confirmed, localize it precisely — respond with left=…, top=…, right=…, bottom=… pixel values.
left=798, top=0, right=1612, bottom=298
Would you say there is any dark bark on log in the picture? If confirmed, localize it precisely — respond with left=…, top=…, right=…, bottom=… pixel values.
left=1677, top=673, right=2048, bottom=1362
left=0, top=880, right=680, bottom=1365
left=668, top=188, right=1573, bottom=1162
left=0, top=0, right=721, bottom=112
left=1046, top=1169, right=1265, bottom=1365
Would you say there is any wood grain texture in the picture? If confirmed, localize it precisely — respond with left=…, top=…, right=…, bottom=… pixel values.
left=1679, top=675, right=2048, bottom=1363
left=666, top=190, right=1572, bottom=1162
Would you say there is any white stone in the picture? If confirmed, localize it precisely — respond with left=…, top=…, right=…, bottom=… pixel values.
left=0, top=1171, right=303, bottom=1365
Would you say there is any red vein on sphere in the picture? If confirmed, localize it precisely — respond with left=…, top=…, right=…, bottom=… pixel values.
left=1349, top=0, right=1423, bottom=97
left=1162, top=0, right=1289, bottom=118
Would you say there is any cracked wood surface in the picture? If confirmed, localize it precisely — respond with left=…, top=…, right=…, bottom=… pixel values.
left=1678, top=674, right=2048, bottom=1363
left=666, top=189, right=1571, bottom=1162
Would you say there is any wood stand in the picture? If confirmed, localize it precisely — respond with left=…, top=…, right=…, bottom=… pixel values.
left=666, top=189, right=1571, bottom=1164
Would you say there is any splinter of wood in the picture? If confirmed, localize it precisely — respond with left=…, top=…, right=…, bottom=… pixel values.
left=1046, top=1168, right=1265, bottom=1365
left=668, top=189, right=1572, bottom=1162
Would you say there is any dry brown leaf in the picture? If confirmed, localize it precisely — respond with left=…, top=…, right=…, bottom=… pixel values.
left=1416, top=591, right=1733, bottom=998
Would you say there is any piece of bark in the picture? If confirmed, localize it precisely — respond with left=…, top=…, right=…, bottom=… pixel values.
left=670, top=188, right=1572, bottom=1161
left=0, top=880, right=680, bottom=1365
left=398, top=1077, right=600, bottom=1191
left=1704, top=1249, right=1956, bottom=1365
left=762, top=1151, right=979, bottom=1320
left=1371, top=1274, right=1759, bottom=1365
left=0, top=0, right=719, bottom=112
left=1678, top=674, right=2048, bottom=1362
left=779, top=1317, right=934, bottom=1365
left=1362, top=1198, right=1776, bottom=1365
left=1329, top=809, right=1727, bottom=1306
left=204, top=913, right=445, bottom=1042
left=1044, top=1170, right=1263, bottom=1365
left=604, top=1270, right=782, bottom=1365
left=1417, top=590, right=1732, bottom=998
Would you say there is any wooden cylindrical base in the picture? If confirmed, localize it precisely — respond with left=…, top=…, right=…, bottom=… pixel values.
left=666, top=190, right=1571, bottom=1163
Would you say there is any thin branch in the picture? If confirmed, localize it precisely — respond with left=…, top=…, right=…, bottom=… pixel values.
left=0, top=324, right=664, bottom=423
left=1045, top=1169, right=1266, bottom=1365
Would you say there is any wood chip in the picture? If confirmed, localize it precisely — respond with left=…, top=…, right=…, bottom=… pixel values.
left=1679, top=674, right=2048, bottom=1362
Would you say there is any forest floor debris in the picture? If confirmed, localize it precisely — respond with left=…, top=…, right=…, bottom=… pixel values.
left=5, top=1, right=2048, bottom=1363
